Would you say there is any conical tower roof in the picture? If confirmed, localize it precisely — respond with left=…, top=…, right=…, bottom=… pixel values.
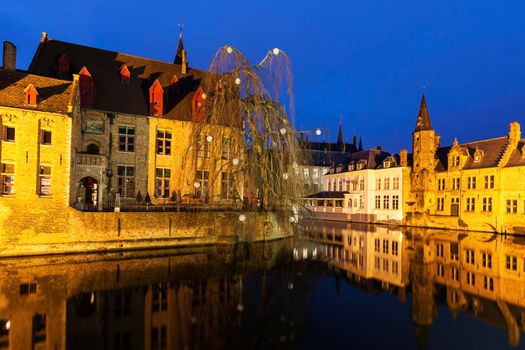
left=414, top=94, right=433, bottom=132
left=174, top=32, right=184, bottom=65
left=337, top=122, right=344, bottom=144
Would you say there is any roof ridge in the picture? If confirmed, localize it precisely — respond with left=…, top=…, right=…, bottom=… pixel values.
left=47, top=38, right=207, bottom=75
left=1, top=69, right=72, bottom=84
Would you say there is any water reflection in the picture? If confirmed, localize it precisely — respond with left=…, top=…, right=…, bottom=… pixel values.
left=0, top=224, right=524, bottom=349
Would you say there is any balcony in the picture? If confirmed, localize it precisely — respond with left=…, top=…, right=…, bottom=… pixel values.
left=76, top=153, right=107, bottom=167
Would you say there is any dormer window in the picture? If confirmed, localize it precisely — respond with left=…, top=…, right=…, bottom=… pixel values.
left=192, top=87, right=206, bottom=122
left=24, top=84, right=38, bottom=106
left=473, top=149, right=484, bottom=162
left=384, top=161, right=391, bottom=168
left=336, top=165, right=343, bottom=173
left=58, top=54, right=69, bottom=75
left=120, top=66, right=130, bottom=84
left=79, top=66, right=93, bottom=108
left=349, top=164, right=355, bottom=171
left=149, top=79, right=164, bottom=116
left=357, top=161, right=366, bottom=170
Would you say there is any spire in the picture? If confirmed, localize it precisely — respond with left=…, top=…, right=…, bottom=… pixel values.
left=358, top=137, right=363, bottom=151
left=352, top=134, right=357, bottom=147
left=337, top=121, right=344, bottom=144
left=414, top=94, right=433, bottom=132
left=174, top=18, right=185, bottom=65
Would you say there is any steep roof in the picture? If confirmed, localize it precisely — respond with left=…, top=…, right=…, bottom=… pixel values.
left=28, top=37, right=206, bottom=121
left=326, top=148, right=393, bottom=174
left=302, top=149, right=351, bottom=167
left=174, top=33, right=184, bottom=65
left=435, top=136, right=512, bottom=171
left=414, top=94, right=433, bottom=132
left=0, top=69, right=75, bottom=113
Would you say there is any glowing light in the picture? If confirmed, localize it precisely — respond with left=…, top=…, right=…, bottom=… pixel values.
left=237, top=303, right=244, bottom=312
left=90, top=292, right=95, bottom=304
left=206, top=135, right=213, bottom=142
left=235, top=77, right=241, bottom=85
left=292, top=162, right=298, bottom=169
left=289, top=216, right=295, bottom=223
left=226, top=46, right=233, bottom=54
left=315, top=128, right=322, bottom=136
left=201, top=93, right=207, bottom=100
left=287, top=282, right=294, bottom=290
left=238, top=214, right=246, bottom=222
left=232, top=158, right=240, bottom=165
left=5, top=320, right=10, bottom=330
left=194, top=182, right=201, bottom=188
left=280, top=128, right=287, bottom=135
left=283, top=173, right=289, bottom=180
left=273, top=48, right=280, bottom=56
left=190, top=316, right=197, bottom=324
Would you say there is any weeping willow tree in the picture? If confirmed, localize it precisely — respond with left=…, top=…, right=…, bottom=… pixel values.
left=180, top=45, right=305, bottom=213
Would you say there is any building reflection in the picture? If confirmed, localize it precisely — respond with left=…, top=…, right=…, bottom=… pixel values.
left=297, top=221, right=525, bottom=348
left=0, top=227, right=524, bottom=349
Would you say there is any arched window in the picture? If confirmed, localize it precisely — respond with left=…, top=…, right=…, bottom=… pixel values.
left=86, top=143, right=100, bottom=154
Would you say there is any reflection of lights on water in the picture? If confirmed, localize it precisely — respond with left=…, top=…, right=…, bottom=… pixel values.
left=312, top=248, right=318, bottom=258
left=280, top=335, right=286, bottom=343
left=303, top=248, right=308, bottom=259
left=237, top=303, right=244, bottom=312
left=90, top=292, right=95, bottom=304
left=293, top=248, right=299, bottom=260
left=238, top=214, right=246, bottom=222
left=287, top=282, right=294, bottom=290
left=190, top=316, right=197, bottom=324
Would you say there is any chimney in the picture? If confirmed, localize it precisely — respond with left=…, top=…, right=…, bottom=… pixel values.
left=2, top=41, right=16, bottom=71
left=509, top=122, right=521, bottom=144
left=40, top=32, right=48, bottom=43
left=374, top=146, right=382, bottom=151
left=181, top=49, right=188, bottom=75
left=400, top=149, right=408, bottom=167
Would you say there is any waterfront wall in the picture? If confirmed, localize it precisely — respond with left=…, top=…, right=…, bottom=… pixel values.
left=0, top=202, right=293, bottom=257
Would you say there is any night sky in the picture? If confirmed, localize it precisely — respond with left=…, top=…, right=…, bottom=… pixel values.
left=3, top=0, right=525, bottom=153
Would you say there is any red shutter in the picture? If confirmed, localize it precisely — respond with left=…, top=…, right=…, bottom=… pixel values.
left=149, top=80, right=164, bottom=116
left=79, top=67, right=93, bottom=107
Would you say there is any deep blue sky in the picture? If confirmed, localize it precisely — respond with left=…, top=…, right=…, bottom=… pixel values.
left=2, top=0, right=525, bottom=153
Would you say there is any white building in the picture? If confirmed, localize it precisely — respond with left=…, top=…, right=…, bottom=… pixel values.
left=304, top=148, right=409, bottom=224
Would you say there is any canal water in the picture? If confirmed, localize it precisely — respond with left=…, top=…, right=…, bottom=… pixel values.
left=0, top=220, right=524, bottom=349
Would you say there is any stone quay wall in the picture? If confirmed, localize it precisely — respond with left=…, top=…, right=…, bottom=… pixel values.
left=0, top=201, right=293, bottom=257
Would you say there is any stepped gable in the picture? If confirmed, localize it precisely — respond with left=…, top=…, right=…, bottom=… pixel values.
left=0, top=69, right=74, bottom=113
left=434, top=136, right=509, bottom=171
left=29, top=37, right=206, bottom=121
left=504, top=139, right=525, bottom=167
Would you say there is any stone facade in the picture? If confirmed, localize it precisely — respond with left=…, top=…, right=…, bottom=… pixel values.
left=406, top=95, right=525, bottom=233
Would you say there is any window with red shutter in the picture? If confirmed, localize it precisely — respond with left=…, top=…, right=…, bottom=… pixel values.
left=192, top=87, right=206, bottom=122
left=149, top=80, right=164, bottom=116
left=120, top=66, right=130, bottom=84
left=79, top=67, right=93, bottom=107
left=24, top=84, right=38, bottom=106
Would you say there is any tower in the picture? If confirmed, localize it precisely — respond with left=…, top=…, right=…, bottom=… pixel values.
left=411, top=95, right=437, bottom=213
left=174, top=18, right=188, bottom=74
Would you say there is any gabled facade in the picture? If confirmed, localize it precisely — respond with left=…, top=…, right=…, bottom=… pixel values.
left=405, top=95, right=525, bottom=233
left=28, top=32, right=242, bottom=210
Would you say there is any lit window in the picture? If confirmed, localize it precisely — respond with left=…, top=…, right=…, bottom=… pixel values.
left=39, top=166, right=51, bottom=196
left=1, top=163, right=14, bottom=195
